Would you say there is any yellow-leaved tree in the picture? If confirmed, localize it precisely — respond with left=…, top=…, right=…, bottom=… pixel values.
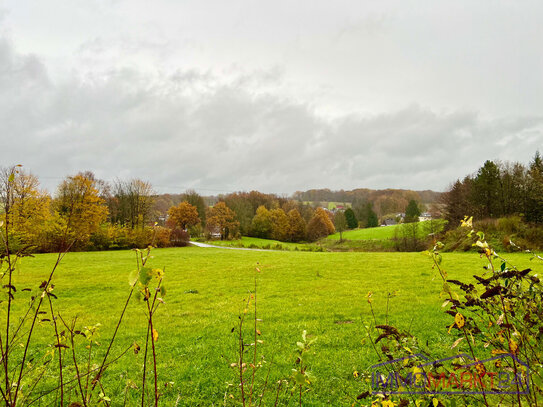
left=54, top=172, right=108, bottom=249
left=0, top=167, right=51, bottom=248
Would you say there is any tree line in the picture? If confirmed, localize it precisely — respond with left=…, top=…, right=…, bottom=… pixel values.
left=0, top=167, right=360, bottom=252
left=442, top=152, right=543, bottom=226
left=0, top=163, right=451, bottom=253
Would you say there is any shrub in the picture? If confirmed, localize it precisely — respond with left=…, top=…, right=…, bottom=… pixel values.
left=169, top=227, right=190, bottom=247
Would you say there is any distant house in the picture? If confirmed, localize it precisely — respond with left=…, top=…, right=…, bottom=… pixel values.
left=419, top=212, right=432, bottom=222
left=382, top=218, right=397, bottom=226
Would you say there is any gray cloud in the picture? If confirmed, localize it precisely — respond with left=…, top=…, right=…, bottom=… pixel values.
left=0, top=37, right=542, bottom=195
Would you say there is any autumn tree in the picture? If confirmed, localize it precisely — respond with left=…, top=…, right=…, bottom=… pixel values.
left=206, top=201, right=240, bottom=240
left=250, top=206, right=273, bottom=238
left=270, top=208, right=289, bottom=241
left=0, top=168, right=51, bottom=246
left=306, top=207, right=335, bottom=241
left=344, top=207, right=358, bottom=229
left=287, top=209, right=306, bottom=242
left=167, top=201, right=200, bottom=230
left=55, top=172, right=108, bottom=247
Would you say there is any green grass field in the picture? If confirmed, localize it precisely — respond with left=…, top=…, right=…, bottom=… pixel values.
left=327, top=220, right=447, bottom=241
left=198, top=236, right=318, bottom=251
left=327, top=225, right=400, bottom=240
left=9, top=247, right=538, bottom=405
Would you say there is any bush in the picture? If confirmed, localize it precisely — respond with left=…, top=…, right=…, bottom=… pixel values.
left=169, top=227, right=190, bottom=247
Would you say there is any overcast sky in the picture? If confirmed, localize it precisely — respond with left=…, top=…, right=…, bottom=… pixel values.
left=1, top=1, right=542, bottom=195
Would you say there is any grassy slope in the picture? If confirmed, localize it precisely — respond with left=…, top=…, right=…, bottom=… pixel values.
left=327, top=225, right=400, bottom=240
left=11, top=248, right=537, bottom=405
left=328, top=220, right=447, bottom=241
left=198, top=236, right=316, bottom=250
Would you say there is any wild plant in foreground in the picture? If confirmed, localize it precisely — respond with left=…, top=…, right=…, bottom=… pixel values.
left=358, top=216, right=542, bottom=407
left=1, top=166, right=167, bottom=406
left=226, top=266, right=315, bottom=406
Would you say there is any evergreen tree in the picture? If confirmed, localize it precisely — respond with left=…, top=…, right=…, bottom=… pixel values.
left=404, top=199, right=421, bottom=223
left=472, top=160, right=501, bottom=218
left=344, top=207, right=358, bottom=229
left=367, top=206, right=379, bottom=227
left=526, top=151, right=543, bottom=223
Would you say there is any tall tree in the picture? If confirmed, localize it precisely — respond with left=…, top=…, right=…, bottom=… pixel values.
left=442, top=177, right=474, bottom=227
left=250, top=206, right=273, bottom=239
left=183, top=190, right=207, bottom=226
left=526, top=151, right=543, bottom=223
left=269, top=208, right=288, bottom=241
left=206, top=202, right=239, bottom=240
left=307, top=208, right=335, bottom=241
left=111, top=179, right=154, bottom=229
left=287, top=209, right=306, bottom=242
left=10, top=170, right=51, bottom=245
left=344, top=207, right=358, bottom=229
left=55, top=172, right=108, bottom=247
left=471, top=160, right=501, bottom=218
left=404, top=199, right=421, bottom=223
left=224, top=193, right=254, bottom=235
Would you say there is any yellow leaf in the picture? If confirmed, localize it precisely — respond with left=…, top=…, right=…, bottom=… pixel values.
left=152, top=328, right=159, bottom=342
left=454, top=313, right=465, bottom=329
left=509, top=338, right=518, bottom=354
left=451, top=337, right=464, bottom=349
left=432, top=398, right=439, bottom=407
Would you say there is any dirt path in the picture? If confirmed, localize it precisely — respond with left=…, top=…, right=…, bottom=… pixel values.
left=189, top=241, right=269, bottom=251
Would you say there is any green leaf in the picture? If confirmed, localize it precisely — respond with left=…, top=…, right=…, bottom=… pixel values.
left=128, top=270, right=138, bottom=286
left=294, top=371, right=305, bottom=386
left=139, top=267, right=152, bottom=285
left=500, top=262, right=506, bottom=272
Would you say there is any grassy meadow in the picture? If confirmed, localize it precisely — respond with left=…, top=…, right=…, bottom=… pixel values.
left=10, top=246, right=538, bottom=405
left=327, top=225, right=400, bottom=240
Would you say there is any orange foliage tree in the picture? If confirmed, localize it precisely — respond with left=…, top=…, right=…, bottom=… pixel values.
left=307, top=207, right=335, bottom=241
left=167, top=201, right=200, bottom=230
left=206, top=202, right=240, bottom=240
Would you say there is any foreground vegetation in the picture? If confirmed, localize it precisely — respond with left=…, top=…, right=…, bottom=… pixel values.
left=4, top=246, right=539, bottom=405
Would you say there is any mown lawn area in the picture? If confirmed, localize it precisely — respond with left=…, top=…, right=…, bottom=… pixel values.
left=198, top=236, right=317, bottom=251
left=327, top=225, right=400, bottom=241
left=327, top=220, right=447, bottom=242
left=11, top=247, right=537, bottom=405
